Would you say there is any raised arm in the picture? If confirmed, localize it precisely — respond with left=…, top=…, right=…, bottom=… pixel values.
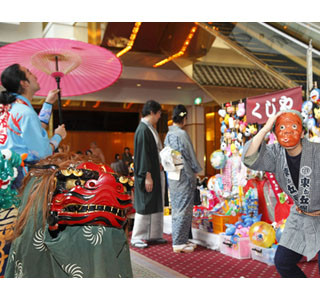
left=245, top=111, right=282, bottom=157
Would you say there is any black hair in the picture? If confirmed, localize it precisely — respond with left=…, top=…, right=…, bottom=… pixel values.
left=85, top=149, right=92, bottom=155
left=141, top=100, right=161, bottom=117
left=115, top=153, right=120, bottom=160
left=172, top=104, right=188, bottom=124
left=0, top=64, right=27, bottom=105
left=124, top=147, right=130, bottom=151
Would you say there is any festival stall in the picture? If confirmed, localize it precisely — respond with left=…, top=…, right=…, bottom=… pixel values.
left=188, top=85, right=320, bottom=264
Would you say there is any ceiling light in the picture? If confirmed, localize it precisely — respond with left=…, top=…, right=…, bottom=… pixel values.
left=63, top=99, right=71, bottom=107
left=123, top=103, right=134, bottom=109
left=92, top=101, right=100, bottom=108
left=153, top=25, right=198, bottom=68
left=177, top=86, right=182, bottom=89
left=116, top=22, right=142, bottom=57
left=136, top=83, right=141, bottom=87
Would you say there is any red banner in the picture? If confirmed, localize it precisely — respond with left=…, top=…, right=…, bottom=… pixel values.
left=246, top=86, right=302, bottom=124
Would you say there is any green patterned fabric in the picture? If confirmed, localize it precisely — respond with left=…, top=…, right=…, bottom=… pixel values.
left=5, top=177, right=133, bottom=278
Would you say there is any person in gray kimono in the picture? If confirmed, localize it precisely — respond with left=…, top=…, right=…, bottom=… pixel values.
left=164, top=105, right=202, bottom=253
left=131, top=100, right=167, bottom=248
left=242, top=109, right=320, bottom=277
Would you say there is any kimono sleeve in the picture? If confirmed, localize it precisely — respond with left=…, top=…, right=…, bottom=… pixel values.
left=242, top=139, right=277, bottom=173
left=38, top=102, right=53, bottom=125
left=181, top=131, right=202, bottom=173
left=19, top=108, right=54, bottom=160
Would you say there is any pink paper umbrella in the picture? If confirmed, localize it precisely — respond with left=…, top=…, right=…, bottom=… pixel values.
left=0, top=38, right=122, bottom=123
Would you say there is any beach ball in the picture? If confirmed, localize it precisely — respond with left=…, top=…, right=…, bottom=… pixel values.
left=210, top=150, right=227, bottom=169
left=249, top=221, right=276, bottom=248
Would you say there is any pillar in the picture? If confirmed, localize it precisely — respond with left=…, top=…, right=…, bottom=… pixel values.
left=185, top=105, right=205, bottom=176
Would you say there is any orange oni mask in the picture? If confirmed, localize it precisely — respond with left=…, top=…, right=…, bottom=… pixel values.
left=274, top=112, right=303, bottom=149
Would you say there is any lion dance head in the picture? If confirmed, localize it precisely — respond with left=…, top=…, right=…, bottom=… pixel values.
left=48, top=162, right=133, bottom=230
left=12, top=152, right=133, bottom=240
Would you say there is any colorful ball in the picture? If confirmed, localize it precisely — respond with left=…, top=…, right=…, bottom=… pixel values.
left=210, top=150, right=227, bottom=169
left=249, top=221, right=276, bottom=248
left=207, top=174, right=224, bottom=200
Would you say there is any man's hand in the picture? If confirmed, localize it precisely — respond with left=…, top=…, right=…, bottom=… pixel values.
left=263, top=111, right=283, bottom=133
left=45, top=89, right=60, bottom=104
left=54, top=124, right=67, bottom=139
left=145, top=172, right=153, bottom=192
left=245, top=111, right=284, bottom=157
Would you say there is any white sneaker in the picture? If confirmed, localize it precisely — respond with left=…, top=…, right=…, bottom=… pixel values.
left=173, top=244, right=194, bottom=253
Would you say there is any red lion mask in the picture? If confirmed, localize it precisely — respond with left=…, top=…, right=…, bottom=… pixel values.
left=48, top=162, right=133, bottom=230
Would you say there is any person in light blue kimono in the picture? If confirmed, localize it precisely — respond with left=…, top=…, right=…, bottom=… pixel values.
left=164, top=105, right=202, bottom=253
left=0, top=63, right=67, bottom=276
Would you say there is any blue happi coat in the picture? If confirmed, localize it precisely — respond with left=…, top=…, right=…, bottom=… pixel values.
left=0, top=94, right=61, bottom=163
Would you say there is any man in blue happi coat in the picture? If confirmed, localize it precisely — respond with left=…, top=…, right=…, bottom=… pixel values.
left=0, top=63, right=67, bottom=276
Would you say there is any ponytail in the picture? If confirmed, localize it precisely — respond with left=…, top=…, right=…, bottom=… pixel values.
left=0, top=90, right=16, bottom=105
left=0, top=64, right=26, bottom=103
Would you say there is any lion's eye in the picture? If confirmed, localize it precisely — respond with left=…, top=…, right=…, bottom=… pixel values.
left=73, top=169, right=83, bottom=176
left=119, top=176, right=128, bottom=184
left=292, top=124, right=297, bottom=130
left=61, top=169, right=73, bottom=176
left=280, top=125, right=285, bottom=130
left=65, top=179, right=85, bottom=189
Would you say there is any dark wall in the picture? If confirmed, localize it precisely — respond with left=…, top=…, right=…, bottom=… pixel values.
left=53, top=110, right=140, bottom=132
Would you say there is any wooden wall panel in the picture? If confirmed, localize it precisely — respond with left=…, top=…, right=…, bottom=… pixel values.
left=60, top=131, right=135, bottom=165
left=204, top=105, right=221, bottom=177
